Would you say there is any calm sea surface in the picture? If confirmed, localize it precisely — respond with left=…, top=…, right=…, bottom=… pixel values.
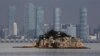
left=0, top=43, right=100, bottom=56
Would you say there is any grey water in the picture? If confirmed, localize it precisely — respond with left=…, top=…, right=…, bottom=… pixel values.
left=0, top=43, right=100, bottom=56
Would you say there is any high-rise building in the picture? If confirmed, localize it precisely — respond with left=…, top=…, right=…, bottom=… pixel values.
left=54, top=8, right=61, bottom=31
left=28, top=3, right=36, bottom=31
left=36, top=7, right=44, bottom=38
left=8, top=6, right=16, bottom=36
left=13, top=22, right=17, bottom=36
left=24, top=3, right=36, bottom=38
left=79, top=8, right=89, bottom=41
left=66, top=24, right=76, bottom=37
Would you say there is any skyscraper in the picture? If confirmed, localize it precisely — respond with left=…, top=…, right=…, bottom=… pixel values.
left=36, top=7, right=44, bottom=38
left=28, top=3, right=36, bottom=31
left=54, top=8, right=61, bottom=31
left=8, top=6, right=16, bottom=36
left=24, top=3, right=36, bottom=38
left=79, top=8, right=89, bottom=41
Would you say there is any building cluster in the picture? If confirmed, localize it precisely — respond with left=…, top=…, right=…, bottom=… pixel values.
left=0, top=3, right=99, bottom=43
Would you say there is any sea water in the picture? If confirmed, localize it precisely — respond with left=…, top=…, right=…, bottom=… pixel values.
left=0, top=43, right=100, bottom=56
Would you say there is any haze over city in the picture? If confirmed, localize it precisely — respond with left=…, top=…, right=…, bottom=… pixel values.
left=0, top=0, right=100, bottom=56
left=0, top=0, right=100, bottom=29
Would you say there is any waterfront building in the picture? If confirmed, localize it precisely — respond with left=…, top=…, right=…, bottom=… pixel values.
left=93, top=27, right=100, bottom=42
left=3, top=28, right=8, bottom=39
left=28, top=3, right=36, bottom=31
left=49, top=24, right=54, bottom=30
left=96, top=32, right=100, bottom=42
left=24, top=3, right=36, bottom=38
left=13, top=22, right=17, bottom=36
left=60, top=24, right=76, bottom=37
left=76, top=24, right=80, bottom=38
left=8, top=6, right=16, bottom=36
left=66, top=24, right=76, bottom=37
left=60, top=24, right=67, bottom=33
left=79, top=8, right=89, bottom=41
left=54, top=8, right=61, bottom=31
left=36, top=7, right=44, bottom=38
left=0, top=27, right=4, bottom=38
left=89, top=35, right=97, bottom=41
left=43, top=24, right=50, bottom=33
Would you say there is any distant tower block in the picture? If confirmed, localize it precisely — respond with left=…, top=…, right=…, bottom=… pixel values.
left=8, top=6, right=16, bottom=36
left=79, top=8, right=89, bottom=41
left=24, top=3, right=36, bottom=38
left=54, top=8, right=61, bottom=31
left=28, top=3, right=36, bottom=30
left=36, top=7, right=44, bottom=38
left=13, top=22, right=18, bottom=36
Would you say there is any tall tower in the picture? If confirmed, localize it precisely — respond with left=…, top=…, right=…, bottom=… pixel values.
left=24, top=3, right=36, bottom=38
left=36, top=7, right=44, bottom=38
left=13, top=22, right=17, bottom=36
left=28, top=3, right=36, bottom=31
left=79, top=8, right=89, bottom=41
left=54, top=8, right=61, bottom=31
left=8, top=6, right=16, bottom=36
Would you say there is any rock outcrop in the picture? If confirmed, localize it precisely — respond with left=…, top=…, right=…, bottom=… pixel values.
left=33, top=30, right=85, bottom=48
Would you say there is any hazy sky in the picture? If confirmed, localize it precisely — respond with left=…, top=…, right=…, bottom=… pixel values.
left=0, top=0, right=100, bottom=29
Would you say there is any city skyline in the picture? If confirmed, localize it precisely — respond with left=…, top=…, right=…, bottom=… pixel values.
left=0, top=1, right=100, bottom=56
left=0, top=4, right=99, bottom=42
left=0, top=0, right=100, bottom=29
